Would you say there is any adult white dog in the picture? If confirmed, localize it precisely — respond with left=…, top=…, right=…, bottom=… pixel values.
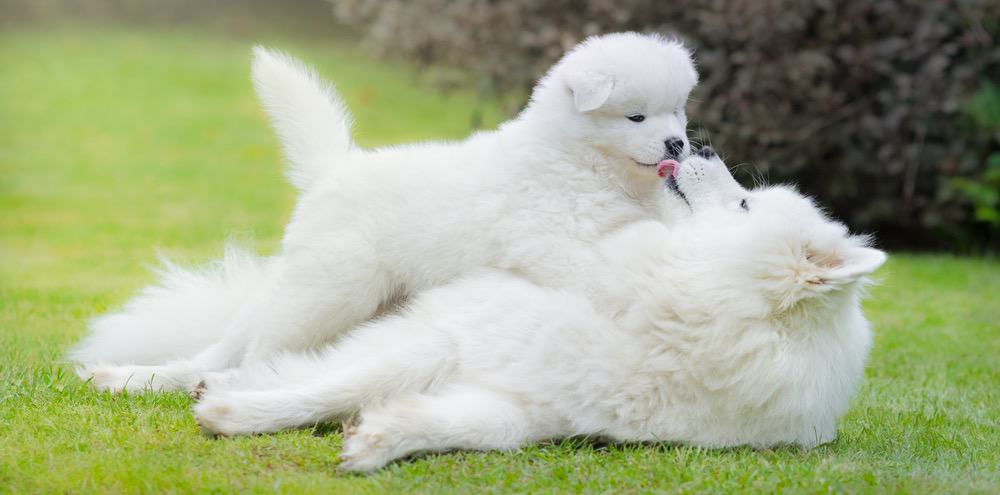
left=72, top=32, right=699, bottom=390
left=192, top=151, right=887, bottom=472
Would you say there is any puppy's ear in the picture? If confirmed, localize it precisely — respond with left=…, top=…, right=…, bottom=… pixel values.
left=565, top=71, right=615, bottom=112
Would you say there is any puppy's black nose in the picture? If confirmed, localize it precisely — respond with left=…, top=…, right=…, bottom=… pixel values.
left=664, top=137, right=685, bottom=159
left=696, top=146, right=715, bottom=159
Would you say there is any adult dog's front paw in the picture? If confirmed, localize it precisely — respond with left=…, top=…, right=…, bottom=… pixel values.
left=192, top=392, right=260, bottom=437
left=339, top=422, right=394, bottom=473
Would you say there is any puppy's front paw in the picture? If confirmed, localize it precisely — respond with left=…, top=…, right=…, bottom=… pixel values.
left=339, top=422, right=393, bottom=473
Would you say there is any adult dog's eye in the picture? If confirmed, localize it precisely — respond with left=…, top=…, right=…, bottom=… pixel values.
left=740, top=198, right=749, bottom=211
left=626, top=114, right=645, bottom=123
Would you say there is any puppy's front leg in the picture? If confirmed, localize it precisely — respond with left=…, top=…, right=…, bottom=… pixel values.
left=339, top=385, right=547, bottom=473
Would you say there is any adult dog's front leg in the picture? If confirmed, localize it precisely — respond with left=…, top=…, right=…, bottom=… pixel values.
left=339, top=385, right=546, bottom=473
left=193, top=315, right=453, bottom=436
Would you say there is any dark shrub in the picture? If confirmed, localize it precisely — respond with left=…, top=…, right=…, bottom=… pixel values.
left=332, top=0, right=1000, bottom=250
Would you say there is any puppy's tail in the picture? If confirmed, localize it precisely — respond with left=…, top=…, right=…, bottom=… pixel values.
left=251, top=46, right=354, bottom=192
left=68, top=245, right=272, bottom=366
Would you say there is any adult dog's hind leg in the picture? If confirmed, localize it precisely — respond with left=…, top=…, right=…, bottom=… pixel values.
left=86, top=233, right=396, bottom=394
left=83, top=334, right=250, bottom=393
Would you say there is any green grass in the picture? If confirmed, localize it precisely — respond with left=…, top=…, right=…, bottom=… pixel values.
left=2, top=24, right=999, bottom=494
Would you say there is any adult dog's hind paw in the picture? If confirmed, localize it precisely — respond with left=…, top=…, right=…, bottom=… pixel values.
left=80, top=364, right=150, bottom=393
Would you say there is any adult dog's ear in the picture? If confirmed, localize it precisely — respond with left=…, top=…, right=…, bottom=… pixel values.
left=775, top=240, right=887, bottom=311
left=565, top=71, right=614, bottom=112
left=808, top=245, right=887, bottom=287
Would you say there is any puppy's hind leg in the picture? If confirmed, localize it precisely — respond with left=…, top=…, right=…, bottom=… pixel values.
left=237, top=231, right=396, bottom=364
left=339, top=385, right=549, bottom=473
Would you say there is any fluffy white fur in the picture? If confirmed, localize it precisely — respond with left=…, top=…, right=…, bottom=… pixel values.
left=190, top=154, right=886, bottom=472
left=71, top=32, right=699, bottom=387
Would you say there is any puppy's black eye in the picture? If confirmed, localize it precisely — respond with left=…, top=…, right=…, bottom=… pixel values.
left=626, top=114, right=645, bottom=123
left=740, top=198, right=749, bottom=211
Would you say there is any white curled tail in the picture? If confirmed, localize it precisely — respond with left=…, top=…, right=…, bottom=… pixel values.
left=251, top=46, right=354, bottom=191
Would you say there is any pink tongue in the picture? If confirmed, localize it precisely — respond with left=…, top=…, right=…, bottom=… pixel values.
left=657, top=159, right=680, bottom=178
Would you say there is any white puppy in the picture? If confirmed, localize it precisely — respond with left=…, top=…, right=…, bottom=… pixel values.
left=192, top=151, right=886, bottom=472
left=72, top=32, right=699, bottom=389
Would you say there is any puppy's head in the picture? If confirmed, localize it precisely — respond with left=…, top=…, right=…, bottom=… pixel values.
left=530, top=32, right=698, bottom=179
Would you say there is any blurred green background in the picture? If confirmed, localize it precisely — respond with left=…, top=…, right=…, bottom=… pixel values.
left=1, top=1, right=998, bottom=493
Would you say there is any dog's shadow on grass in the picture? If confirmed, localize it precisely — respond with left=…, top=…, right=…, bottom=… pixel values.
left=533, top=435, right=816, bottom=456
left=298, top=427, right=820, bottom=476
left=309, top=422, right=343, bottom=437
left=199, top=417, right=822, bottom=476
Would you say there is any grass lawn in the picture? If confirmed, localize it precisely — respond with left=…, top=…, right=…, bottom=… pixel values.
left=2, top=23, right=999, bottom=494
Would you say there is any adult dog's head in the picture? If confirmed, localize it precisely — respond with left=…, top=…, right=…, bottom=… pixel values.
left=525, top=32, right=698, bottom=184
left=661, top=147, right=887, bottom=317
left=638, top=148, right=887, bottom=447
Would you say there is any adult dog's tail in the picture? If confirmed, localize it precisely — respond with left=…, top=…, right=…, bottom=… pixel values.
left=69, top=246, right=272, bottom=366
left=251, top=46, right=354, bottom=192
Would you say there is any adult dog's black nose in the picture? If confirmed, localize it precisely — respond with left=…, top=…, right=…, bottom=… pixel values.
left=696, top=146, right=715, bottom=159
left=665, top=137, right=685, bottom=159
